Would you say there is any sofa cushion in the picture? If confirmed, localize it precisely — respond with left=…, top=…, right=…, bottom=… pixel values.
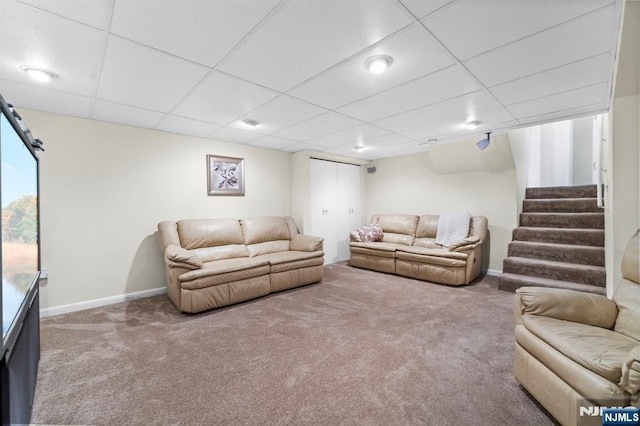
left=179, top=257, right=270, bottom=290
left=246, top=240, right=291, bottom=257
left=372, top=214, right=418, bottom=246
left=522, top=315, right=639, bottom=383
left=416, top=215, right=439, bottom=238
left=177, top=219, right=244, bottom=250
left=241, top=216, right=291, bottom=245
left=255, top=250, right=324, bottom=273
left=397, top=246, right=468, bottom=260
left=190, top=245, right=249, bottom=262
left=395, top=249, right=467, bottom=267
left=350, top=242, right=402, bottom=258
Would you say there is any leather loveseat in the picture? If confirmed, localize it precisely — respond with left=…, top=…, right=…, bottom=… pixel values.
left=157, top=216, right=324, bottom=313
left=349, top=214, right=488, bottom=286
left=513, top=230, right=640, bottom=425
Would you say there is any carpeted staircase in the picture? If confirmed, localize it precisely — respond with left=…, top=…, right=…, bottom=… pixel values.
left=498, top=184, right=606, bottom=295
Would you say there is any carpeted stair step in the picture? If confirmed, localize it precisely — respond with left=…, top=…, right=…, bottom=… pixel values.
left=522, top=198, right=601, bottom=213
left=519, top=212, right=604, bottom=229
left=497, top=273, right=606, bottom=295
left=502, top=257, right=606, bottom=286
left=512, top=227, right=604, bottom=246
left=526, top=184, right=598, bottom=199
left=507, top=241, right=604, bottom=266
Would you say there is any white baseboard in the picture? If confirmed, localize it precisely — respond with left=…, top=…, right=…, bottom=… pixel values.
left=40, top=287, right=167, bottom=318
left=482, top=268, right=502, bottom=277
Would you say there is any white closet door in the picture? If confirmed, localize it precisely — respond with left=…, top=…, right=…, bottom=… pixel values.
left=336, top=163, right=361, bottom=261
left=310, top=159, right=338, bottom=263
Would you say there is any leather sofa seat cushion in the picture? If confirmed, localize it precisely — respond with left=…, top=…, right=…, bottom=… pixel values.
left=522, top=315, right=638, bottom=383
left=395, top=249, right=467, bottom=267
left=413, top=238, right=438, bottom=249
left=350, top=242, right=401, bottom=258
left=256, top=250, right=324, bottom=273
left=241, top=216, right=290, bottom=245
left=179, top=257, right=269, bottom=284
left=397, top=246, right=468, bottom=260
left=177, top=219, right=244, bottom=250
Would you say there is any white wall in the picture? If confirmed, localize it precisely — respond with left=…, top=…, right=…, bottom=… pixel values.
left=608, top=93, right=640, bottom=294
left=20, top=110, right=292, bottom=312
left=364, top=134, right=518, bottom=274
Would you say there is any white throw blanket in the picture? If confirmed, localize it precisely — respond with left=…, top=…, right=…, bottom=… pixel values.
left=435, top=211, right=472, bottom=247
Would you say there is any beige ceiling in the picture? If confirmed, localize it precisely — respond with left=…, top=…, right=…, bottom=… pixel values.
left=0, top=0, right=624, bottom=160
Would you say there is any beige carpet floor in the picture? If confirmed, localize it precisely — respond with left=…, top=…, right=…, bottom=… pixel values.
left=31, top=263, right=554, bottom=425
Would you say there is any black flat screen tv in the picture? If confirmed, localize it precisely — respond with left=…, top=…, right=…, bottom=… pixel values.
left=0, top=94, right=40, bottom=359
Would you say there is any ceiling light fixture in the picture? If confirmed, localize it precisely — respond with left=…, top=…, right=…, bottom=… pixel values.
left=241, top=119, right=260, bottom=128
left=21, top=66, right=57, bottom=83
left=364, top=55, right=393, bottom=74
left=354, top=145, right=365, bottom=152
left=476, top=132, right=492, bottom=151
left=466, top=120, right=482, bottom=129
left=418, top=138, right=438, bottom=146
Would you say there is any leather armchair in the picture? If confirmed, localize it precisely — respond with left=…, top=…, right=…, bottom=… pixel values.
left=513, top=230, right=640, bottom=425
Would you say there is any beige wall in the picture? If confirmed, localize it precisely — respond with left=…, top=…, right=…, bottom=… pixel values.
left=364, top=134, right=518, bottom=273
left=20, top=110, right=292, bottom=312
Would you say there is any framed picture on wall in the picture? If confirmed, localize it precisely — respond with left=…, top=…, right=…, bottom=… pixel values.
left=207, top=155, right=245, bottom=196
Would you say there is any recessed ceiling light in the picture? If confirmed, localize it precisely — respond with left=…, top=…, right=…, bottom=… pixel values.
left=21, top=66, right=57, bottom=83
left=241, top=119, right=260, bottom=128
left=364, top=55, right=393, bottom=74
left=466, top=120, right=482, bottom=129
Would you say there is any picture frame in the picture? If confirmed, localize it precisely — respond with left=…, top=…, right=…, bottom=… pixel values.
left=206, top=155, right=245, bottom=196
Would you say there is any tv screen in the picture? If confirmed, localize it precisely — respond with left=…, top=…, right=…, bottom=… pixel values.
left=1, top=103, right=39, bottom=345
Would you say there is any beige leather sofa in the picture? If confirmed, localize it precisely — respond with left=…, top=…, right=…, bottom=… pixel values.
left=157, top=216, right=324, bottom=313
left=350, top=214, right=488, bottom=286
left=514, top=230, right=640, bottom=425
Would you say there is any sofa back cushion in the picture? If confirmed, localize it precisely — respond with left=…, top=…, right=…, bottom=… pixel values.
left=613, top=230, right=640, bottom=340
left=241, top=216, right=292, bottom=256
left=177, top=219, right=248, bottom=261
left=371, top=214, right=419, bottom=246
left=469, top=216, right=488, bottom=241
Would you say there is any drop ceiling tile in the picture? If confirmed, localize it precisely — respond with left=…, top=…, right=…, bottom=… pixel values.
left=97, top=36, right=210, bottom=113
left=507, top=83, right=609, bottom=120
left=218, top=0, right=412, bottom=91
left=17, top=0, right=115, bottom=30
left=230, top=95, right=327, bottom=133
left=518, top=103, right=608, bottom=126
left=93, top=100, right=165, bottom=129
left=0, top=79, right=92, bottom=118
left=288, top=25, right=454, bottom=109
left=156, top=115, right=221, bottom=138
left=209, top=126, right=264, bottom=144
left=398, top=0, right=455, bottom=19
left=109, top=0, right=280, bottom=67
left=463, top=6, right=616, bottom=87
left=373, top=90, right=499, bottom=132
left=248, top=136, right=297, bottom=150
left=0, top=1, right=108, bottom=97
left=399, top=107, right=514, bottom=140
left=274, top=112, right=362, bottom=141
left=172, top=71, right=279, bottom=125
left=364, top=133, right=413, bottom=147
left=278, top=142, right=327, bottom=153
left=308, top=124, right=389, bottom=148
left=423, top=0, right=614, bottom=61
left=489, top=53, right=612, bottom=106
left=337, top=65, right=480, bottom=122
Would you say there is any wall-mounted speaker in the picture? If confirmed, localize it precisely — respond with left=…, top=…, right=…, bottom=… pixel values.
left=367, top=166, right=376, bottom=174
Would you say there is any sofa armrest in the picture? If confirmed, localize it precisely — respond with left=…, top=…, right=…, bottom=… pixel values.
left=164, top=245, right=202, bottom=269
left=515, top=286, right=618, bottom=328
left=290, top=234, right=323, bottom=252
left=447, top=235, right=481, bottom=252
left=620, top=345, right=640, bottom=394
